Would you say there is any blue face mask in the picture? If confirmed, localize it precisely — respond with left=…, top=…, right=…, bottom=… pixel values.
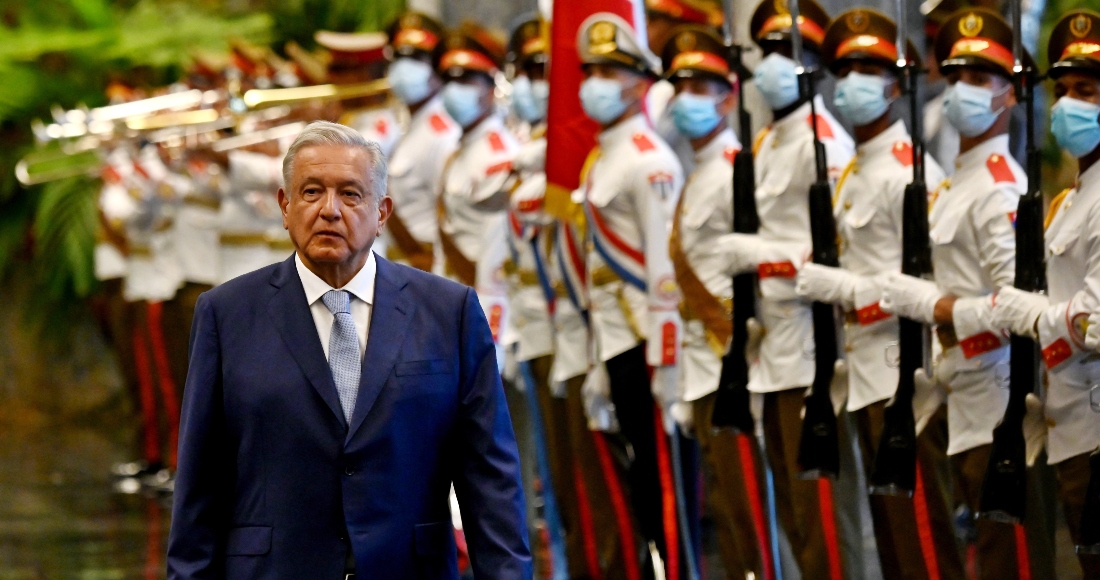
left=387, top=58, right=433, bottom=105
left=670, top=92, right=724, bottom=138
left=834, top=72, right=894, bottom=127
left=1051, top=97, right=1100, bottom=159
left=945, top=80, right=1008, bottom=137
left=580, top=76, right=629, bottom=124
left=442, top=82, right=485, bottom=128
left=511, top=75, right=547, bottom=123
left=754, top=53, right=801, bottom=111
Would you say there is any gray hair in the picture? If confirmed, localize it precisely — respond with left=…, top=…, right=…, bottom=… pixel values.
left=282, top=120, right=387, bottom=201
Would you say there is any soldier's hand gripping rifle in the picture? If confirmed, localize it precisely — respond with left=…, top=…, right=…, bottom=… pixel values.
left=978, top=0, right=1045, bottom=523
left=869, top=0, right=932, bottom=497
left=791, top=0, right=841, bottom=479
left=711, top=0, right=761, bottom=435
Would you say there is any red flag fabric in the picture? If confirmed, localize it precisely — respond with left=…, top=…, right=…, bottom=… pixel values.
left=545, top=0, right=646, bottom=221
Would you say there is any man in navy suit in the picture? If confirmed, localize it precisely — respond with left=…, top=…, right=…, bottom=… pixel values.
left=167, top=121, right=531, bottom=580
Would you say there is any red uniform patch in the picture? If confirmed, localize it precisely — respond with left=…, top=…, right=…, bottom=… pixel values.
left=429, top=113, right=451, bottom=133
left=892, top=142, right=914, bottom=167
left=661, top=321, right=677, bottom=365
left=723, top=146, right=741, bottom=163
left=374, top=117, right=389, bottom=136
left=488, top=132, right=506, bottom=153
left=101, top=166, right=122, bottom=184
left=516, top=197, right=543, bottom=213
left=488, top=304, right=503, bottom=341
left=959, top=331, right=1003, bottom=359
left=632, top=132, right=655, bottom=152
left=806, top=114, right=834, bottom=139
left=1042, top=338, right=1073, bottom=369
left=856, top=302, right=891, bottom=326
left=132, top=163, right=150, bottom=180
left=986, top=154, right=1016, bottom=184
left=758, top=261, right=797, bottom=279
left=485, top=160, right=513, bottom=176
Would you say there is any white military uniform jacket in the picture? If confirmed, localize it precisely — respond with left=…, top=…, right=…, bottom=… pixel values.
left=219, top=150, right=285, bottom=284
left=750, top=97, right=854, bottom=393
left=582, top=113, right=684, bottom=367
left=1034, top=161, right=1100, bottom=464
left=673, top=128, right=740, bottom=402
left=171, top=159, right=223, bottom=287
left=929, top=134, right=1023, bottom=455
left=834, top=121, right=946, bottom=411
left=437, top=114, right=520, bottom=366
left=344, top=106, right=402, bottom=158
left=380, top=95, right=461, bottom=266
left=506, top=130, right=555, bottom=363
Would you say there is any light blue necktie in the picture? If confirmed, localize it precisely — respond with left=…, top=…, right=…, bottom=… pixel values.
left=322, top=290, right=360, bottom=423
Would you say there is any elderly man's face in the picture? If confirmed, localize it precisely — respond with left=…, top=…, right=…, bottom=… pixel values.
left=278, top=144, right=391, bottom=271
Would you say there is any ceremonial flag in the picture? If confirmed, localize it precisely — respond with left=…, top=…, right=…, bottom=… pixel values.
left=544, top=0, right=647, bottom=221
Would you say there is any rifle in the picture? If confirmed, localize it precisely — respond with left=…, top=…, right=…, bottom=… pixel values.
left=978, top=0, right=1045, bottom=523
left=791, top=0, right=841, bottom=479
left=711, top=0, right=760, bottom=435
left=869, top=0, right=931, bottom=498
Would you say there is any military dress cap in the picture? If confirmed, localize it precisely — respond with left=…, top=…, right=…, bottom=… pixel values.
left=646, top=0, right=724, bottom=28
left=1047, top=10, right=1100, bottom=79
left=386, top=11, right=447, bottom=62
left=439, top=23, right=507, bottom=78
left=934, top=7, right=1032, bottom=78
left=661, top=25, right=733, bottom=85
left=314, top=31, right=388, bottom=66
left=749, top=0, right=830, bottom=52
left=508, top=17, right=549, bottom=69
left=577, top=12, right=662, bottom=76
left=822, top=8, right=919, bottom=73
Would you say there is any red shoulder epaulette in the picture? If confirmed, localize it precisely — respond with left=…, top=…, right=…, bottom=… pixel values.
left=101, top=166, right=122, bottom=185
left=374, top=117, right=389, bottom=136
left=488, top=132, right=506, bottom=153
left=485, top=160, right=513, bottom=176
left=806, top=114, right=834, bottom=139
left=132, top=163, right=150, bottom=180
left=892, top=142, right=913, bottom=167
left=632, top=132, right=655, bottom=152
left=429, top=113, right=451, bottom=134
left=723, top=146, right=741, bottom=163
left=986, top=153, right=1016, bottom=184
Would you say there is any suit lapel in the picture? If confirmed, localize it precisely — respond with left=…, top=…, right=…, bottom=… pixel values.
left=269, top=256, right=346, bottom=428
left=347, top=257, right=413, bottom=443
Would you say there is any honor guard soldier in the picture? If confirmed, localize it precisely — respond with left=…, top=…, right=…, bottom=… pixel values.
left=881, top=8, right=1053, bottom=578
left=801, top=10, right=964, bottom=579
left=661, top=25, right=777, bottom=579
left=576, top=13, right=686, bottom=577
left=379, top=12, right=459, bottom=272
left=644, top=0, right=725, bottom=174
left=216, top=145, right=285, bottom=284
left=435, top=24, right=518, bottom=369
left=315, top=30, right=402, bottom=158
left=711, top=1, right=854, bottom=577
left=988, top=10, right=1100, bottom=577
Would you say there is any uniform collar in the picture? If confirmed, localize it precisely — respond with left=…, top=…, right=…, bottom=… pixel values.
left=460, top=113, right=504, bottom=146
left=954, top=134, right=1010, bottom=173
left=295, top=250, right=377, bottom=306
left=770, top=95, right=825, bottom=136
left=857, top=120, right=908, bottom=158
left=1078, top=161, right=1100, bottom=191
left=598, top=113, right=650, bottom=149
left=411, top=93, right=447, bottom=127
left=694, top=127, right=739, bottom=164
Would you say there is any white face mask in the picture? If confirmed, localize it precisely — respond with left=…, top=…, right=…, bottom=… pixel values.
left=387, top=57, right=434, bottom=105
left=944, top=80, right=1009, bottom=137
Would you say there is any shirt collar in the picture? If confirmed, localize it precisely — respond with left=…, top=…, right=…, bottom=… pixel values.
left=411, top=93, right=446, bottom=127
left=771, top=96, right=822, bottom=134
left=857, top=120, right=909, bottom=157
left=694, top=127, right=739, bottom=164
left=295, top=250, right=377, bottom=306
left=460, top=113, right=504, bottom=146
left=954, top=134, right=1010, bottom=172
left=598, top=113, right=650, bottom=149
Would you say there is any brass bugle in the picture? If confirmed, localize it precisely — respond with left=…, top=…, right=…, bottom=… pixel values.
left=211, top=121, right=306, bottom=152
left=242, top=79, right=389, bottom=109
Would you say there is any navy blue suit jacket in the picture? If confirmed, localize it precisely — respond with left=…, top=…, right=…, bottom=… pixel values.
left=167, top=254, right=531, bottom=579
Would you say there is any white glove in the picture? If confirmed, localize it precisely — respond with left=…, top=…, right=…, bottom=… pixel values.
left=830, top=359, right=849, bottom=415
left=990, top=287, right=1048, bottom=339
left=913, top=368, right=945, bottom=435
left=796, top=263, right=857, bottom=309
left=1087, top=312, right=1100, bottom=351
left=713, top=233, right=762, bottom=275
left=1023, top=393, right=1046, bottom=467
left=745, top=317, right=765, bottom=364
left=651, top=365, right=682, bottom=412
left=582, top=364, right=620, bottom=433
left=880, top=273, right=941, bottom=325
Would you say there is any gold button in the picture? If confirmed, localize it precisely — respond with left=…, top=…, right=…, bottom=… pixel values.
left=844, top=201, right=852, bottom=210
left=1046, top=418, right=1056, bottom=428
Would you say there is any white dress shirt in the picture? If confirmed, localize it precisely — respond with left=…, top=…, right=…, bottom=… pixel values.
left=295, top=251, right=377, bottom=361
